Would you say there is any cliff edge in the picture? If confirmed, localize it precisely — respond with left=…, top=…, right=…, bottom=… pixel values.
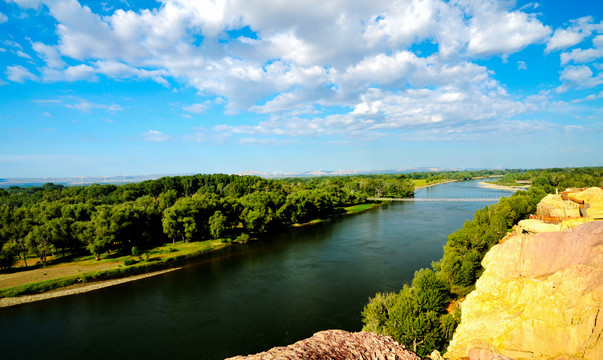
left=446, top=187, right=603, bottom=360
left=226, top=330, right=422, bottom=360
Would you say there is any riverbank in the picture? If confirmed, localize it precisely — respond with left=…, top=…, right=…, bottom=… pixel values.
left=0, top=202, right=383, bottom=307
left=478, top=181, right=526, bottom=192
left=0, top=267, right=179, bottom=308
left=413, top=179, right=457, bottom=189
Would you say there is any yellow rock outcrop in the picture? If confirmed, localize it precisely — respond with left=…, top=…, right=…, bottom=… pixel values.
left=536, top=187, right=603, bottom=219
left=446, top=221, right=603, bottom=360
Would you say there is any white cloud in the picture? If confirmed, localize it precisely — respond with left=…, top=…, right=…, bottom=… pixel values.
left=5, top=0, right=577, bottom=143
left=32, top=42, right=67, bottom=68
left=183, top=102, right=210, bottom=114
left=0, top=12, right=8, bottom=24
left=518, top=61, right=527, bottom=70
left=561, top=35, right=603, bottom=65
left=546, top=16, right=602, bottom=53
left=6, top=0, right=44, bottom=8
left=557, top=65, right=603, bottom=93
left=64, top=99, right=124, bottom=113
left=6, top=65, right=38, bottom=83
left=465, top=1, right=551, bottom=57
left=3, top=39, right=23, bottom=50
left=16, top=50, right=33, bottom=59
left=141, top=129, right=170, bottom=142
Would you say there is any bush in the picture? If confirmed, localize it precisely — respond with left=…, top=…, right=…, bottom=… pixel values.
left=235, top=233, right=250, bottom=244
left=123, top=258, right=136, bottom=266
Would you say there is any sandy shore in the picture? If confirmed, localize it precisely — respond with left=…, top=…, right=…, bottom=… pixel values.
left=414, top=179, right=457, bottom=190
left=0, top=267, right=180, bottom=309
left=478, top=181, right=527, bottom=192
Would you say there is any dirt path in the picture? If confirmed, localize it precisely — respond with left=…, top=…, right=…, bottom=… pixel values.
left=0, top=267, right=179, bottom=308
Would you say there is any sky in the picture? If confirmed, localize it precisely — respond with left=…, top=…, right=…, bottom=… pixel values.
left=0, top=0, right=602, bottom=178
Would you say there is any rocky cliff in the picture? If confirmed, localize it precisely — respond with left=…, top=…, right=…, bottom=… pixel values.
left=446, top=188, right=603, bottom=360
left=226, top=330, right=422, bottom=360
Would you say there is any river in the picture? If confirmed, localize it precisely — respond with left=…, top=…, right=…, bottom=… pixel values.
left=0, top=179, right=514, bottom=360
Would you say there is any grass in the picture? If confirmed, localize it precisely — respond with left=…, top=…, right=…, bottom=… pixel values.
left=0, top=240, right=230, bottom=299
left=344, top=203, right=376, bottom=213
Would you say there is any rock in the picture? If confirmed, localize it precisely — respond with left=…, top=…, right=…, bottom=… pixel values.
left=537, top=193, right=581, bottom=218
left=572, top=187, right=603, bottom=219
left=226, top=330, right=422, bottom=360
left=429, top=350, right=446, bottom=360
left=536, top=187, right=603, bottom=219
left=517, top=217, right=594, bottom=233
left=446, top=221, right=603, bottom=360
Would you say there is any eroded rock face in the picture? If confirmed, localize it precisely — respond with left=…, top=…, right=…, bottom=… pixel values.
left=446, top=221, right=603, bottom=360
left=226, top=330, right=422, bottom=360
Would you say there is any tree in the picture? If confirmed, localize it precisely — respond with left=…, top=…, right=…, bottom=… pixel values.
left=5, top=208, right=32, bottom=267
left=162, top=197, right=199, bottom=243
left=88, top=206, right=115, bottom=260
left=411, top=268, right=451, bottom=312
left=0, top=241, right=19, bottom=269
left=209, top=211, right=226, bottom=239
left=25, top=224, right=53, bottom=267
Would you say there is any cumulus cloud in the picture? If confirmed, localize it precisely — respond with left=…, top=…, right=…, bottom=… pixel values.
left=5, top=0, right=572, bottom=141
left=465, top=1, right=551, bottom=57
left=0, top=12, right=8, bottom=24
left=556, top=65, right=603, bottom=93
left=546, top=16, right=603, bottom=53
left=561, top=35, right=603, bottom=65
left=6, top=65, right=38, bottom=82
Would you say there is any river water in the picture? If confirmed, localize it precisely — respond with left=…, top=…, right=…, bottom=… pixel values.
left=0, top=179, right=514, bottom=360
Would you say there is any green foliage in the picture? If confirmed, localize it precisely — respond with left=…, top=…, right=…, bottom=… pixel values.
left=235, top=233, right=250, bottom=244
left=362, top=283, right=454, bottom=357
left=209, top=211, right=226, bottom=239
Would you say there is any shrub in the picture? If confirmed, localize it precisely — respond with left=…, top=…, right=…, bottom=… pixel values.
left=235, top=233, right=250, bottom=244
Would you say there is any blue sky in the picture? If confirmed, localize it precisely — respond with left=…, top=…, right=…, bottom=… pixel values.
left=0, top=0, right=601, bottom=178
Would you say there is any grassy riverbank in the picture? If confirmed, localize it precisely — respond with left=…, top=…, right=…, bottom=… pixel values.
left=0, top=202, right=383, bottom=304
left=0, top=240, right=230, bottom=300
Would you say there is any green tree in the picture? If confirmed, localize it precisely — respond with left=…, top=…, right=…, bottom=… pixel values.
left=25, top=224, right=53, bottom=267
left=88, top=206, right=115, bottom=260
left=209, top=211, right=226, bottom=239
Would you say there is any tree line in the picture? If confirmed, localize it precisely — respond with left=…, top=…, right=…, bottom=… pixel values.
left=0, top=173, right=413, bottom=269
left=361, top=167, right=603, bottom=357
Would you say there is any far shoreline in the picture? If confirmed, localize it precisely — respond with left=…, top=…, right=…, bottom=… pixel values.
left=414, top=179, right=457, bottom=189
left=478, top=181, right=527, bottom=192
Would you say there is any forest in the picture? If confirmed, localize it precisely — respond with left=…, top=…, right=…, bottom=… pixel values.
left=361, top=167, right=603, bottom=357
left=0, top=173, right=413, bottom=269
